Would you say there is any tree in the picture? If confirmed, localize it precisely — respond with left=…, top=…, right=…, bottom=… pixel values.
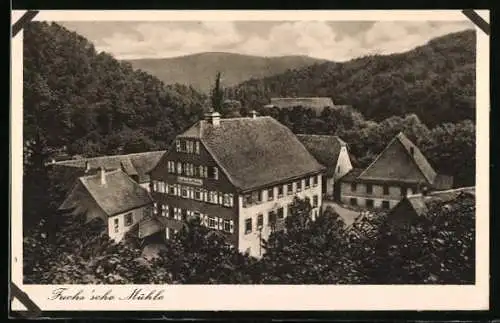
left=210, top=72, right=224, bottom=114
left=158, top=217, right=256, bottom=284
left=23, top=213, right=171, bottom=284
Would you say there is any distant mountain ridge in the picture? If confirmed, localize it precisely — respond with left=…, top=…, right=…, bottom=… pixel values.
left=126, top=52, right=329, bottom=93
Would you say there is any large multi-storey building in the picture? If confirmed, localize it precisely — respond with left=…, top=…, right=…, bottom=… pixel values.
left=149, top=111, right=325, bottom=258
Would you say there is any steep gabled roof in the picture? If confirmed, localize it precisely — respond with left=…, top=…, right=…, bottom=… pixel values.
left=296, top=134, right=347, bottom=176
left=404, top=186, right=475, bottom=217
left=76, top=169, right=153, bottom=216
left=171, top=116, right=325, bottom=191
left=49, top=150, right=166, bottom=183
left=359, top=132, right=437, bottom=185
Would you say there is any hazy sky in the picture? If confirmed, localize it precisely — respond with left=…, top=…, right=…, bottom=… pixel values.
left=59, top=20, right=474, bottom=61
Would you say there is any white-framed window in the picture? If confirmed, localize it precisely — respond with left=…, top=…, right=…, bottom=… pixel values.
left=195, top=141, right=200, bottom=154
left=223, top=193, right=232, bottom=207
left=214, top=167, right=219, bottom=180
left=175, top=139, right=181, bottom=152
left=209, top=191, right=218, bottom=204
left=267, top=188, right=274, bottom=201
left=207, top=216, right=218, bottom=229
left=152, top=180, right=158, bottom=192
left=305, top=177, right=311, bottom=188
left=257, top=214, right=264, bottom=229
left=125, top=213, right=133, bottom=226
left=278, top=185, right=284, bottom=198
left=287, top=183, right=293, bottom=195
left=245, top=218, right=252, bottom=234
left=153, top=202, right=158, bottom=215
left=223, top=219, right=231, bottom=232
left=169, top=184, right=177, bottom=195
left=174, top=208, right=182, bottom=220
left=158, top=181, right=166, bottom=193
left=228, top=194, right=234, bottom=207
left=313, top=175, right=319, bottom=186
left=177, top=162, right=182, bottom=174
left=161, top=204, right=168, bottom=217
left=114, top=218, right=119, bottom=233
left=195, top=189, right=202, bottom=201
left=181, top=186, right=188, bottom=198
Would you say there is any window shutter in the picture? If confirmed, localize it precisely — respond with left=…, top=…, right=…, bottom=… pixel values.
left=230, top=220, right=234, bottom=233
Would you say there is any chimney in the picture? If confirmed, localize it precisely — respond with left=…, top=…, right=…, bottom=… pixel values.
left=85, top=161, right=90, bottom=173
left=99, top=167, right=106, bottom=185
left=204, top=110, right=221, bottom=127
left=250, top=110, right=258, bottom=119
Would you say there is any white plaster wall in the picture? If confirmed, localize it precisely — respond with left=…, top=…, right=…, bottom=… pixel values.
left=107, top=205, right=149, bottom=242
left=334, top=146, right=353, bottom=180
left=237, top=175, right=322, bottom=258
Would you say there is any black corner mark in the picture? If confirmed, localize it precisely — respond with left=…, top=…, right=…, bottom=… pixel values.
left=12, top=10, right=39, bottom=38
left=10, top=282, right=42, bottom=318
left=462, top=9, right=490, bottom=36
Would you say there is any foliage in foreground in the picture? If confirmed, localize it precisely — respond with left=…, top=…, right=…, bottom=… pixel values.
left=24, top=195, right=475, bottom=285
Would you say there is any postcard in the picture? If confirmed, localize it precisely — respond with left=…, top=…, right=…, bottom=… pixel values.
left=10, top=9, right=490, bottom=314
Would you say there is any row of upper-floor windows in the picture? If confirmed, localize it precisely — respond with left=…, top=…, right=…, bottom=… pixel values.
left=175, top=139, right=200, bottom=154
left=151, top=180, right=234, bottom=207
left=243, top=175, right=319, bottom=208
left=349, top=183, right=414, bottom=196
left=166, top=161, right=219, bottom=180
left=244, top=196, right=319, bottom=234
left=154, top=202, right=235, bottom=233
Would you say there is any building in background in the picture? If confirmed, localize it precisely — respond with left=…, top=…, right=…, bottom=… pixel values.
left=149, top=111, right=325, bottom=258
left=264, top=97, right=335, bottom=116
left=297, top=134, right=353, bottom=200
left=339, top=132, right=453, bottom=210
left=58, top=168, right=154, bottom=242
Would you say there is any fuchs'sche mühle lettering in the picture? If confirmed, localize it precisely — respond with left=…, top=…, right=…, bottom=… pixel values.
left=22, top=18, right=477, bottom=287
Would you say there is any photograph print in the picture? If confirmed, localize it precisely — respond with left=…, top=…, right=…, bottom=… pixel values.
left=15, top=10, right=487, bottom=301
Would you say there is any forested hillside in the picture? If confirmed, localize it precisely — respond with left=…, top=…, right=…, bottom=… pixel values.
left=128, top=52, right=327, bottom=94
left=226, top=29, right=476, bottom=127
left=23, top=21, right=208, bottom=159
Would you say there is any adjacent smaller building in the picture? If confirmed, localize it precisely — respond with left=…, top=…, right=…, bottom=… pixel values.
left=339, top=132, right=453, bottom=210
left=296, top=134, right=353, bottom=200
left=58, top=168, right=154, bottom=242
left=386, top=186, right=475, bottom=231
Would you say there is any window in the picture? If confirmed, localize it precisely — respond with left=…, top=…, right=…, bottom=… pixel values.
left=366, top=199, right=374, bottom=208
left=195, top=189, right=202, bottom=201
left=251, top=191, right=261, bottom=204
left=181, top=209, right=188, bottom=221
left=177, top=162, right=182, bottom=174
left=351, top=183, right=357, bottom=192
left=382, top=201, right=390, bottom=209
left=268, top=211, right=277, bottom=226
left=313, top=175, right=318, bottom=186
left=174, top=208, right=182, bottom=220
left=268, top=188, right=274, bottom=201
left=313, top=195, right=318, bottom=208
left=209, top=191, right=218, bottom=204
left=400, top=187, right=408, bottom=196
left=223, top=194, right=232, bottom=207
left=195, top=141, right=200, bottom=154
left=214, top=167, right=219, bottom=180
left=257, top=214, right=264, bottom=228
left=169, top=184, right=176, bottom=195
left=158, top=181, right=165, bottom=193
left=169, top=207, right=175, bottom=218
left=278, top=185, right=284, bottom=197
left=277, top=207, right=284, bottom=219
left=244, top=194, right=252, bottom=207
left=366, top=184, right=373, bottom=194
left=305, top=177, right=310, bottom=188
left=296, top=180, right=302, bottom=192
left=113, top=218, right=119, bottom=233
left=383, top=185, right=389, bottom=195
left=287, top=183, right=293, bottom=195
left=161, top=204, right=168, bottom=217
left=223, top=219, right=231, bottom=232
left=350, top=198, right=357, bottom=206
left=175, top=139, right=181, bottom=152
left=153, top=202, right=158, bottom=215
left=245, top=218, right=252, bottom=234
left=186, top=141, right=193, bottom=153
left=125, top=213, right=133, bottom=226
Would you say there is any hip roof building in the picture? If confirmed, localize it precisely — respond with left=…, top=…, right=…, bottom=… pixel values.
left=148, top=111, right=325, bottom=258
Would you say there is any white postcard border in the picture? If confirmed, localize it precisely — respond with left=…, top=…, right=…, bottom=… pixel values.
left=10, top=10, right=490, bottom=312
